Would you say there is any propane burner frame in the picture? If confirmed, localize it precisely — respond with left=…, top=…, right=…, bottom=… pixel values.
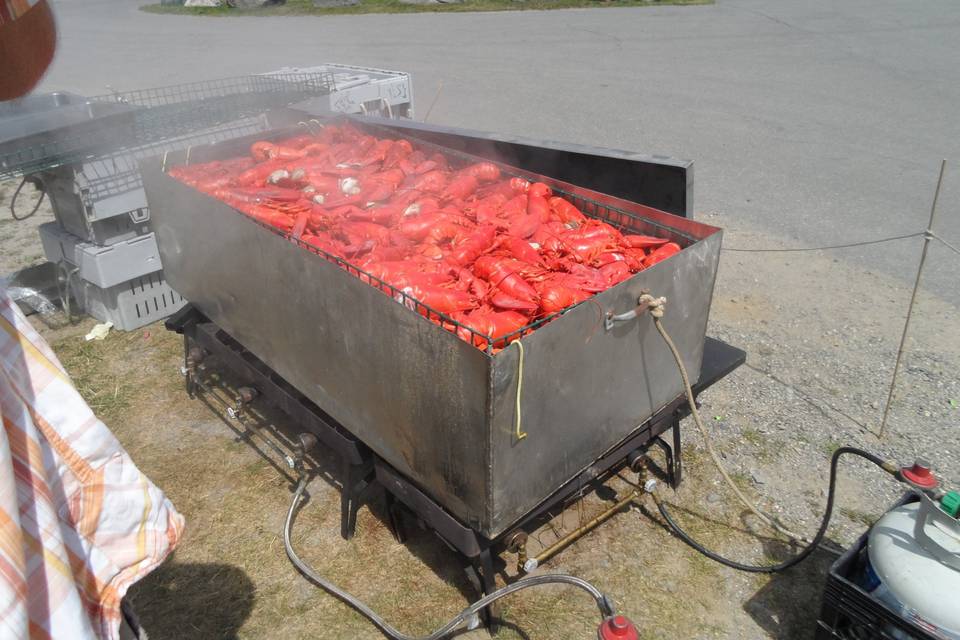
left=165, top=304, right=744, bottom=630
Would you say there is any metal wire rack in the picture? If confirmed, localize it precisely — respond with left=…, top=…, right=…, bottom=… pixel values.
left=167, top=120, right=692, bottom=354
left=68, top=117, right=269, bottom=210
left=0, top=72, right=335, bottom=180
left=196, top=201, right=569, bottom=354
left=210, top=190, right=675, bottom=355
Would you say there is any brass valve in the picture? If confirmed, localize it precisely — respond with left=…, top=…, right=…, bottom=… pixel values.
left=505, top=531, right=529, bottom=574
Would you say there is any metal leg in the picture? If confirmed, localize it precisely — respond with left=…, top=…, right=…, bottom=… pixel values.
left=653, top=435, right=676, bottom=488
left=385, top=492, right=406, bottom=544
left=672, top=417, right=683, bottom=488
left=479, top=549, right=500, bottom=632
left=183, top=335, right=196, bottom=399
left=651, top=418, right=683, bottom=489
left=341, top=460, right=372, bottom=540
left=464, top=548, right=500, bottom=633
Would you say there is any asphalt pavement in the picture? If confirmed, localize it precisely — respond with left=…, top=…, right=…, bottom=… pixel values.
left=38, top=0, right=960, bottom=303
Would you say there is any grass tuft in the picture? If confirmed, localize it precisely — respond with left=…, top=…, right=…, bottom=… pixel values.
left=740, top=426, right=763, bottom=447
left=840, top=506, right=876, bottom=528
left=53, top=336, right=134, bottom=425
left=820, top=438, right=842, bottom=458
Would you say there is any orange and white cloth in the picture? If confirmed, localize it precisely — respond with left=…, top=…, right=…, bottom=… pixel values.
left=0, top=290, right=184, bottom=639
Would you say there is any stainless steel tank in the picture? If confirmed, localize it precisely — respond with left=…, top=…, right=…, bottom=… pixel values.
left=141, top=119, right=722, bottom=538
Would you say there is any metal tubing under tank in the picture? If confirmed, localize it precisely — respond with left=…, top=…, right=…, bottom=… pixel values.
left=141, top=118, right=721, bottom=538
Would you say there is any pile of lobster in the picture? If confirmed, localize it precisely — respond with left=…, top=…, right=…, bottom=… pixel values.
left=168, top=123, right=680, bottom=351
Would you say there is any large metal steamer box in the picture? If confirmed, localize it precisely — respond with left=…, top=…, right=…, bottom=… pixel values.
left=141, top=120, right=722, bottom=539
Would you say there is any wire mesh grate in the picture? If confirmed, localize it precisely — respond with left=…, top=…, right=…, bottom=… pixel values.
left=71, top=118, right=268, bottom=207
left=0, top=72, right=335, bottom=180
left=167, top=119, right=694, bottom=354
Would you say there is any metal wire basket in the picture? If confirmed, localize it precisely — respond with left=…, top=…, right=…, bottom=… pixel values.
left=68, top=117, right=269, bottom=212
left=0, top=72, right=336, bottom=180
left=163, top=120, right=697, bottom=354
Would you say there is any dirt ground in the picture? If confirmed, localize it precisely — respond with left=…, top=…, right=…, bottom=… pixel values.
left=1, top=177, right=958, bottom=640
left=0, top=179, right=54, bottom=275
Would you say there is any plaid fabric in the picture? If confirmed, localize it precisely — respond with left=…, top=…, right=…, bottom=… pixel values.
left=0, top=0, right=38, bottom=25
left=0, top=290, right=184, bottom=639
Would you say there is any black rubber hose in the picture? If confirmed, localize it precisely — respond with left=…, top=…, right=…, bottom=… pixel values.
left=284, top=473, right=615, bottom=640
left=10, top=176, right=46, bottom=221
left=652, top=446, right=890, bottom=573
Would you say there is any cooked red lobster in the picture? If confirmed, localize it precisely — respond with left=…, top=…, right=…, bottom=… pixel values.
left=167, top=123, right=682, bottom=351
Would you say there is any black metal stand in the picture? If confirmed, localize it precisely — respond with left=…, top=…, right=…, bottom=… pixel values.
left=165, top=305, right=746, bottom=632
left=165, top=305, right=374, bottom=540
left=340, top=458, right=374, bottom=540
left=465, top=549, right=499, bottom=628
left=370, top=336, right=745, bottom=630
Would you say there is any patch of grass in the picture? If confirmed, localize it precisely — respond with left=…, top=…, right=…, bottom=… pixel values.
left=52, top=335, right=134, bottom=425
left=740, top=426, right=764, bottom=447
left=840, top=506, right=876, bottom=528
left=821, top=438, right=842, bottom=458
left=730, top=470, right=752, bottom=491
left=142, top=0, right=712, bottom=17
left=152, top=328, right=190, bottom=393
left=740, top=426, right=779, bottom=461
left=689, top=548, right=721, bottom=580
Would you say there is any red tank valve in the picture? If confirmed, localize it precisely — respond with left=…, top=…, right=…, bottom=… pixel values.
left=901, top=459, right=938, bottom=490
left=598, top=615, right=639, bottom=640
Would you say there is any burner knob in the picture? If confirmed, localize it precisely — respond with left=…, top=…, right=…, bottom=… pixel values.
left=598, top=615, right=639, bottom=640
left=900, top=459, right=938, bottom=490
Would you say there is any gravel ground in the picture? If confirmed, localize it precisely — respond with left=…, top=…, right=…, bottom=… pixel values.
left=3, top=190, right=957, bottom=638
left=702, top=217, right=960, bottom=546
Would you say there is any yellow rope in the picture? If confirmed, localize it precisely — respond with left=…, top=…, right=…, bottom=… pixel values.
left=514, top=340, right=527, bottom=441
left=652, top=311, right=811, bottom=544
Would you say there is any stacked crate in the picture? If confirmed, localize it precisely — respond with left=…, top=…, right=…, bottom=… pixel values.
left=33, top=116, right=278, bottom=329
left=34, top=119, right=269, bottom=329
left=36, top=153, right=185, bottom=330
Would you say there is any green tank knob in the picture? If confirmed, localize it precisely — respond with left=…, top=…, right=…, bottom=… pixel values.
left=941, top=491, right=960, bottom=518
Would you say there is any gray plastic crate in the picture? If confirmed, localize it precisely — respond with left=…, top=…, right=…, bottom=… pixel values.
left=39, top=159, right=145, bottom=220
left=40, top=167, right=151, bottom=245
left=73, top=156, right=148, bottom=219
left=77, top=271, right=187, bottom=331
left=36, top=118, right=267, bottom=244
left=270, top=64, right=413, bottom=119
left=38, top=222, right=162, bottom=289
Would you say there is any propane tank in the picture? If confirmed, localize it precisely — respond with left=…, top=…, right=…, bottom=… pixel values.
left=598, top=615, right=639, bottom=640
left=864, top=490, right=960, bottom=639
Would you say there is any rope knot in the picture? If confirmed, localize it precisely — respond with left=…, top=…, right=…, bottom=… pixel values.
left=639, top=294, right=667, bottom=319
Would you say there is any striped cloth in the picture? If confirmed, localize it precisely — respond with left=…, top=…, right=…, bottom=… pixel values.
left=0, top=0, right=37, bottom=25
left=0, top=290, right=184, bottom=639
